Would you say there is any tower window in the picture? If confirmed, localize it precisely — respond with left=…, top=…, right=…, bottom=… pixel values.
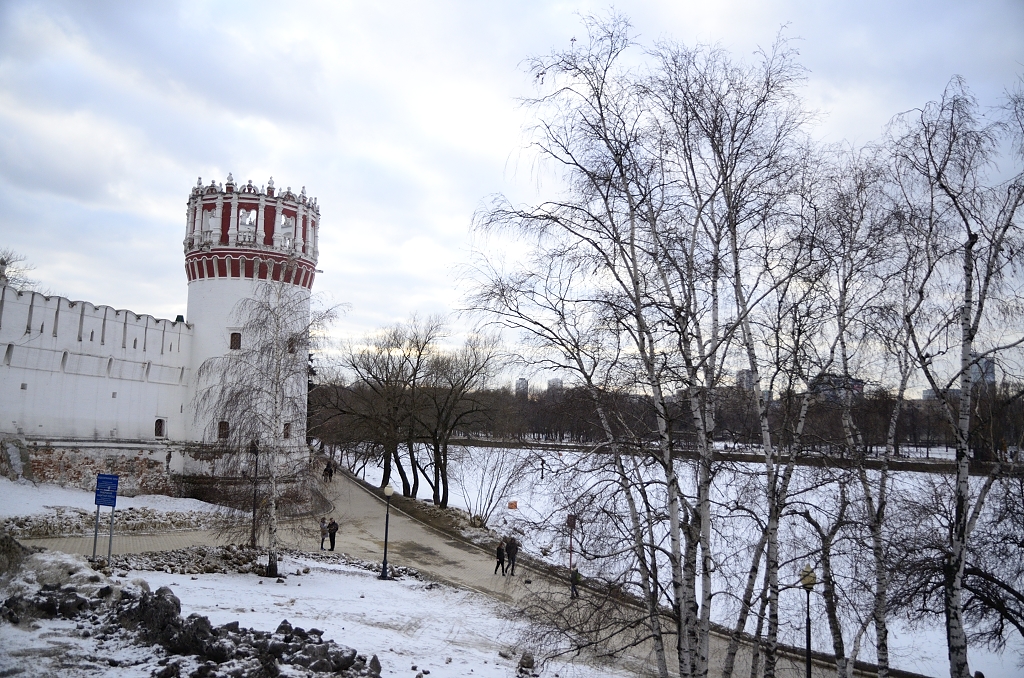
left=283, top=422, right=292, bottom=439
left=218, top=421, right=230, bottom=439
left=230, top=332, right=242, bottom=350
left=155, top=419, right=166, bottom=438
left=133, top=338, right=138, bottom=349
left=90, top=330, right=94, bottom=341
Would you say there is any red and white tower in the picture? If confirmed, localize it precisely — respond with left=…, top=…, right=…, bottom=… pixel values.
left=183, top=174, right=320, bottom=441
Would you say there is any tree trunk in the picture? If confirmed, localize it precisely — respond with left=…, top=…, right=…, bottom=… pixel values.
left=406, top=439, right=419, bottom=498
left=390, top=443, right=411, bottom=496
left=439, top=441, right=449, bottom=508
left=721, top=532, right=767, bottom=678
left=266, top=442, right=279, bottom=578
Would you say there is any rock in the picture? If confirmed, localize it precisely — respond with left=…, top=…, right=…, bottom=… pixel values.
left=329, top=646, right=357, bottom=671
left=276, top=619, right=293, bottom=634
left=368, top=653, right=382, bottom=677
left=498, top=650, right=512, bottom=659
left=96, top=585, right=112, bottom=598
left=519, top=651, right=535, bottom=670
left=309, top=657, right=333, bottom=672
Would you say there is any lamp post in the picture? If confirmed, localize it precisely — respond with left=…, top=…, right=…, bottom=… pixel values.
left=800, top=564, right=817, bottom=678
left=379, top=483, right=394, bottom=580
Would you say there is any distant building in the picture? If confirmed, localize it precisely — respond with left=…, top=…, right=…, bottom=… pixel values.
left=735, top=369, right=756, bottom=391
left=515, top=378, right=529, bottom=398
left=922, top=388, right=962, bottom=401
left=971, top=353, right=996, bottom=387
left=547, top=378, right=563, bottom=393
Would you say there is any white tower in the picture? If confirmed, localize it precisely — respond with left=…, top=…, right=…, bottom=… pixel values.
left=183, top=175, right=320, bottom=441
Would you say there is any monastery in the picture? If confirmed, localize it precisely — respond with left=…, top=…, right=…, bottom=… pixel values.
left=0, top=175, right=319, bottom=494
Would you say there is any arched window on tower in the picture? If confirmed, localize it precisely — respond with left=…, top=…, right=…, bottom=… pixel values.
left=218, top=421, right=230, bottom=440
left=230, top=332, right=242, bottom=350
left=283, top=422, right=292, bottom=439
left=155, top=419, right=166, bottom=438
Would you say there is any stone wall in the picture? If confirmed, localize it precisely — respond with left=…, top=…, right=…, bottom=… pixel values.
left=2, top=438, right=181, bottom=496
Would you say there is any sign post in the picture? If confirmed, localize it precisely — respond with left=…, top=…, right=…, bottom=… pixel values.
left=92, top=474, right=119, bottom=562
left=566, top=514, right=578, bottom=570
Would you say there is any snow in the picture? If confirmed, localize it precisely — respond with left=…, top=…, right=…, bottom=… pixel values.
left=2, top=460, right=1021, bottom=677
left=350, top=445, right=1024, bottom=678
left=0, top=547, right=634, bottom=678
left=128, top=554, right=630, bottom=678
left=0, top=476, right=221, bottom=518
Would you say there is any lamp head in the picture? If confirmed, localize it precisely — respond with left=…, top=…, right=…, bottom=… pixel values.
left=800, top=564, right=817, bottom=591
left=383, top=484, right=394, bottom=497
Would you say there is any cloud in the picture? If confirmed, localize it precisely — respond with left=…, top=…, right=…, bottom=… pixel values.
left=0, top=0, right=1021, bottom=342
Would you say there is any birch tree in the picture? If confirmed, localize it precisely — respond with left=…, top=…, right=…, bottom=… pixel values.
left=195, top=281, right=337, bottom=577
left=887, top=77, right=1024, bottom=678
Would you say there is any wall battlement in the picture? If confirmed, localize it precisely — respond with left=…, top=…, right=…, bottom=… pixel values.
left=1, top=284, right=193, bottom=442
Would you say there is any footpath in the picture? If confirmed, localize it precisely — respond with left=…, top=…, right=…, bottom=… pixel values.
left=19, top=473, right=541, bottom=605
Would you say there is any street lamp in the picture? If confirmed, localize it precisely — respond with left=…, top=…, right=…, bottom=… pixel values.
left=379, top=483, right=394, bottom=580
left=800, top=564, right=817, bottom=678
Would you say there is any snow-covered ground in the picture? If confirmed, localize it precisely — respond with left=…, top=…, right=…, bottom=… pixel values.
left=351, top=445, right=1024, bottom=678
left=0, top=477, right=635, bottom=677
left=0, top=476, right=220, bottom=518
left=125, top=553, right=633, bottom=678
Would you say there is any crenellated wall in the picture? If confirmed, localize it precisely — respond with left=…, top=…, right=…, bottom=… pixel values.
left=0, top=286, right=192, bottom=442
left=0, top=173, right=320, bottom=493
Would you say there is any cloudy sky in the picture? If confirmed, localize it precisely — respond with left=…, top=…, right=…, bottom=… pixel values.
left=1, top=0, right=1022, bottom=343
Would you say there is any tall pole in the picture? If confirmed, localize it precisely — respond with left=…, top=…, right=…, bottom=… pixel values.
left=800, top=563, right=816, bottom=678
left=380, top=484, right=394, bottom=580
left=805, top=586, right=812, bottom=678
left=91, top=505, right=100, bottom=560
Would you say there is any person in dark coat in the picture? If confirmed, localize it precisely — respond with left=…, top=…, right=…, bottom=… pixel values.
left=319, top=517, right=328, bottom=550
left=505, top=537, right=519, bottom=576
left=327, top=518, right=339, bottom=551
left=494, top=540, right=506, bottom=575
left=570, top=566, right=581, bottom=598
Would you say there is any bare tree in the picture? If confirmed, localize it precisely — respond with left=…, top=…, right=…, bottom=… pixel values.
left=194, top=281, right=338, bottom=577
left=886, top=77, right=1024, bottom=678
left=0, top=248, right=41, bottom=290
left=416, top=333, right=502, bottom=507
left=337, top=316, right=443, bottom=496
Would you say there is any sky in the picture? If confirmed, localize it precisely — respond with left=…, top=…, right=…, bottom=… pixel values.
left=0, top=0, right=1022, bottom=346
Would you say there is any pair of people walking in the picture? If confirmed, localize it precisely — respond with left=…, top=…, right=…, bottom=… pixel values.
left=494, top=537, right=519, bottom=576
left=320, top=517, right=339, bottom=551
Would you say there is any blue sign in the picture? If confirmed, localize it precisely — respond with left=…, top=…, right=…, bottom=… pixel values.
left=94, top=473, right=119, bottom=507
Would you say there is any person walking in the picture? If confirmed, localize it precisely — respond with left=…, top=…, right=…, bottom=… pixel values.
left=570, top=566, right=581, bottom=599
left=505, top=537, right=519, bottom=576
left=494, top=540, right=506, bottom=576
left=327, top=517, right=339, bottom=551
left=319, top=517, right=328, bottom=550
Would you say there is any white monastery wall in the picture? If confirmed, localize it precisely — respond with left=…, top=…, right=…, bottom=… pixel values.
left=0, top=288, right=193, bottom=442
left=0, top=174, right=320, bottom=493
